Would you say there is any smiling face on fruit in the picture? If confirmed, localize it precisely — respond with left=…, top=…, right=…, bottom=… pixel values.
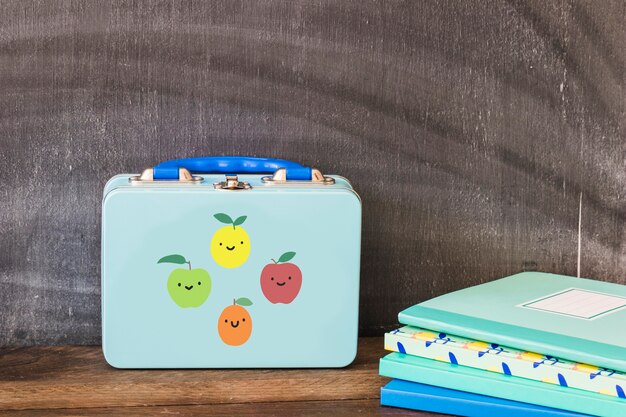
left=260, top=252, right=302, bottom=304
left=210, top=213, right=250, bottom=268
left=166, top=268, right=211, bottom=308
left=218, top=298, right=253, bottom=346
left=211, top=226, right=250, bottom=268
left=158, top=254, right=212, bottom=308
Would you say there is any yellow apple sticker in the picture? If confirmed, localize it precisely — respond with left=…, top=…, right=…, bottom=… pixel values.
left=210, top=213, right=250, bottom=268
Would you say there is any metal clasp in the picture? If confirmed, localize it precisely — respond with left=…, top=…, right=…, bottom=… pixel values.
left=129, top=168, right=202, bottom=183
left=261, top=168, right=335, bottom=185
left=214, top=175, right=251, bottom=190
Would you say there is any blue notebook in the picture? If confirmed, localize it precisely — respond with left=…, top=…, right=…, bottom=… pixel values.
left=399, top=272, right=626, bottom=371
left=380, top=352, right=626, bottom=417
left=381, top=379, right=589, bottom=417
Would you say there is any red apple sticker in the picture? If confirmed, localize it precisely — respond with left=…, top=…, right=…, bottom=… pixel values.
left=260, top=251, right=302, bottom=304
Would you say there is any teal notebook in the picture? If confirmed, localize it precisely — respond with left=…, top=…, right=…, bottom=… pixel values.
left=380, top=352, right=626, bottom=417
left=399, top=272, right=626, bottom=372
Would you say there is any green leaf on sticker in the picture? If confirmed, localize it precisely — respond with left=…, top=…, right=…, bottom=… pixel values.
left=233, top=215, right=247, bottom=226
left=235, top=297, right=253, bottom=306
left=278, top=251, right=296, bottom=263
left=214, top=213, right=234, bottom=224
left=157, top=254, right=188, bottom=264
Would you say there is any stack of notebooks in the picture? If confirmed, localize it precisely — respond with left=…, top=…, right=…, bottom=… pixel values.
left=379, top=272, right=626, bottom=417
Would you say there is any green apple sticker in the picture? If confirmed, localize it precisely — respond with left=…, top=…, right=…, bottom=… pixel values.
left=158, top=254, right=212, bottom=308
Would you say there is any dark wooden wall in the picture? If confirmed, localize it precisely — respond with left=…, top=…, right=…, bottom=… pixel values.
left=0, top=0, right=624, bottom=346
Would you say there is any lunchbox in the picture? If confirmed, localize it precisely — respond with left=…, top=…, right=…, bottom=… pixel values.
left=101, top=156, right=362, bottom=368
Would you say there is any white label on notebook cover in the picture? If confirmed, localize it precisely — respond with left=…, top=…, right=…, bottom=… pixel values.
left=520, top=288, right=626, bottom=320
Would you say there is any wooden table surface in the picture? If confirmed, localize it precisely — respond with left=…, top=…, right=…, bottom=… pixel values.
left=0, top=337, right=436, bottom=416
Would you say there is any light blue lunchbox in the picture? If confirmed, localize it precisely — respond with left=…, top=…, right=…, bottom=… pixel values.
left=101, top=156, right=362, bottom=368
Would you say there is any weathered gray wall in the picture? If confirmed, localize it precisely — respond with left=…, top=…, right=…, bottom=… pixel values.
left=0, top=0, right=624, bottom=346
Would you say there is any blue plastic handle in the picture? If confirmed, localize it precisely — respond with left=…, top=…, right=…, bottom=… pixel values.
left=152, top=156, right=313, bottom=180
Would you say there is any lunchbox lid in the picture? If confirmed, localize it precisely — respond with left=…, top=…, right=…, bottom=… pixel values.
left=103, top=156, right=357, bottom=199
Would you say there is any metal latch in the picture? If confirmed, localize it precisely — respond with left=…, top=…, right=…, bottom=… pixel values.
left=213, top=175, right=251, bottom=190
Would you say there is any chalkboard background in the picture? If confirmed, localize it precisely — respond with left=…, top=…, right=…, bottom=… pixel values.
left=0, top=1, right=624, bottom=346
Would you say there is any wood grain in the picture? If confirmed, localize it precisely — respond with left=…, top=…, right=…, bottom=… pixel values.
left=0, top=338, right=418, bottom=416
left=0, top=0, right=624, bottom=345
left=0, top=400, right=430, bottom=417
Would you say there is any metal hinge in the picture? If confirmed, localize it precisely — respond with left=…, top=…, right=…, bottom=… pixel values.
left=129, top=168, right=202, bottom=183
left=261, top=168, right=335, bottom=185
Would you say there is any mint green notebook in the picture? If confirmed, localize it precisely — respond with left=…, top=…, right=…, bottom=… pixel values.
left=399, top=272, right=626, bottom=372
left=385, top=326, right=626, bottom=398
left=380, top=352, right=626, bottom=417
